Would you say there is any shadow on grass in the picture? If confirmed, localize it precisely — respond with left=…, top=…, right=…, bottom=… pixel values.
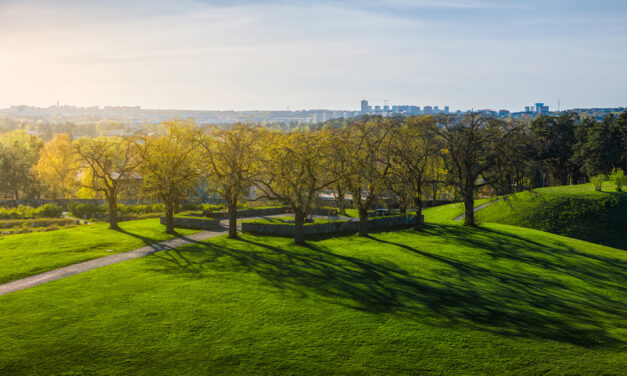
left=146, top=223, right=626, bottom=347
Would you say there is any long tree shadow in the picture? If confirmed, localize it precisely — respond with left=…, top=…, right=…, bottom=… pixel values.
left=145, top=225, right=626, bottom=347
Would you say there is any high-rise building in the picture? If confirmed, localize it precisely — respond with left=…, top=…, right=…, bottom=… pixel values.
left=360, top=100, right=369, bottom=114
left=444, top=106, right=450, bottom=114
left=423, top=106, right=433, bottom=115
left=535, top=103, right=549, bottom=113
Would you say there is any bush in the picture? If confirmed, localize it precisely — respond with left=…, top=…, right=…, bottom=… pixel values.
left=590, top=174, right=606, bottom=191
left=179, top=201, right=200, bottom=211
left=0, top=217, right=75, bottom=229
left=0, top=204, right=64, bottom=220
left=38, top=203, right=63, bottom=218
left=68, top=203, right=106, bottom=219
left=609, top=168, right=626, bottom=192
left=199, top=203, right=225, bottom=212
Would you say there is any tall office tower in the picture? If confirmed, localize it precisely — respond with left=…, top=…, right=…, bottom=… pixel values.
left=434, top=106, right=439, bottom=114
left=444, top=106, right=450, bottom=114
left=361, top=100, right=369, bottom=114
left=423, top=106, right=433, bottom=114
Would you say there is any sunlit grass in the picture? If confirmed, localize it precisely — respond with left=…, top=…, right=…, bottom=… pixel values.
left=0, top=225, right=624, bottom=374
left=0, top=218, right=198, bottom=284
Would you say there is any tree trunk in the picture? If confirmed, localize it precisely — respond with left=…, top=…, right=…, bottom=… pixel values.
left=463, top=192, right=475, bottom=226
left=107, top=192, right=120, bottom=230
left=413, top=197, right=423, bottom=231
left=227, top=201, right=238, bottom=238
left=358, top=206, right=369, bottom=236
left=336, top=185, right=346, bottom=216
left=294, top=207, right=305, bottom=244
left=165, top=203, right=175, bottom=234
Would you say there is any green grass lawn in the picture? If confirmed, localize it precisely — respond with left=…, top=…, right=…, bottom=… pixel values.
left=422, top=197, right=494, bottom=223
left=1, top=222, right=625, bottom=374
left=0, top=218, right=198, bottom=285
left=476, top=183, right=627, bottom=250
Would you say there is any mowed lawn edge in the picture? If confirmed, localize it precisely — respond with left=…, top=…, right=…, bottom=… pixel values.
left=0, top=218, right=199, bottom=285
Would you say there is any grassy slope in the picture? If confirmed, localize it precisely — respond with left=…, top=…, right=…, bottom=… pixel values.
left=422, top=197, right=493, bottom=223
left=0, top=219, right=198, bottom=285
left=476, top=183, right=627, bottom=250
left=1, top=219, right=625, bottom=374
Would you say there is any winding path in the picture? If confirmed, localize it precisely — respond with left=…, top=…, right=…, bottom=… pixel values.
left=0, top=230, right=224, bottom=296
left=453, top=198, right=502, bottom=221
left=0, top=213, right=291, bottom=297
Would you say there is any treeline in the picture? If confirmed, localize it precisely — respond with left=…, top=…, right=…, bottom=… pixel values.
left=0, top=111, right=625, bottom=243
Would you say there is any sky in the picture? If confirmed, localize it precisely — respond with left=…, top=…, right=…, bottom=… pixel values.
left=1, top=0, right=626, bottom=111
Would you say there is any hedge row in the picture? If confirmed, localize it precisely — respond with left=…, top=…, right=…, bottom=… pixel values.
left=0, top=217, right=76, bottom=229
left=0, top=204, right=63, bottom=220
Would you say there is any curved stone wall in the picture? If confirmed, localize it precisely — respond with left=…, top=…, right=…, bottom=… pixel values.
left=241, top=215, right=416, bottom=236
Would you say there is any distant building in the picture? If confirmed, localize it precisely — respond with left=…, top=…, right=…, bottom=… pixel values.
left=423, top=106, right=433, bottom=115
left=360, top=100, right=369, bottom=114
left=444, top=106, right=450, bottom=114
left=535, top=103, right=549, bottom=113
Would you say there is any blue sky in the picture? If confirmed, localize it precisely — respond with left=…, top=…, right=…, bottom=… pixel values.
left=0, top=0, right=626, bottom=111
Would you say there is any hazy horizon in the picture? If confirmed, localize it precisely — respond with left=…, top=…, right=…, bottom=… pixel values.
left=1, top=0, right=626, bottom=112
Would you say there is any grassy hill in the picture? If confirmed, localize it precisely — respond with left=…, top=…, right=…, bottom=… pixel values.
left=1, top=221, right=625, bottom=374
left=475, top=183, right=627, bottom=250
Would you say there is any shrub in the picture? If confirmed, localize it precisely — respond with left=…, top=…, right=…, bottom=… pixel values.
left=68, top=203, right=106, bottom=219
left=199, top=203, right=225, bottom=212
left=0, top=204, right=64, bottom=220
left=0, top=217, right=75, bottom=229
left=38, top=203, right=63, bottom=218
left=609, top=168, right=625, bottom=192
left=590, top=174, right=606, bottom=191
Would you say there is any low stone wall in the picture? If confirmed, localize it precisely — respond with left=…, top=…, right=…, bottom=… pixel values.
left=160, top=216, right=221, bottom=230
left=203, top=207, right=290, bottom=219
left=242, top=215, right=417, bottom=237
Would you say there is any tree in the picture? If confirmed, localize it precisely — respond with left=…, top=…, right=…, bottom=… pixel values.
left=344, top=117, right=393, bottom=236
left=433, top=113, right=519, bottom=226
left=197, top=123, right=259, bottom=238
left=573, top=114, right=625, bottom=178
left=73, top=136, right=140, bottom=230
left=326, top=126, right=352, bottom=215
left=388, top=116, right=440, bottom=230
left=532, top=113, right=578, bottom=185
left=139, top=120, right=202, bottom=234
left=0, top=130, right=43, bottom=199
left=33, top=134, right=79, bottom=198
left=254, top=129, right=338, bottom=244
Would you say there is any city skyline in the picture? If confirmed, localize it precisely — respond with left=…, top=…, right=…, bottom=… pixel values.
left=1, top=0, right=626, bottom=111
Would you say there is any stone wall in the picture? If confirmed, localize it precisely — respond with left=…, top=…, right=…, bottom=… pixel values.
left=160, top=216, right=221, bottom=230
left=204, top=207, right=291, bottom=219
left=241, top=215, right=417, bottom=237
